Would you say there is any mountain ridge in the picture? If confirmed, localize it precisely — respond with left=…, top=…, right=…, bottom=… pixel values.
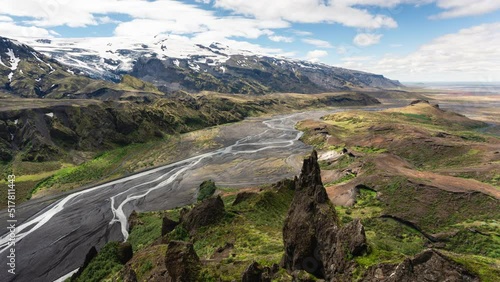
left=10, top=36, right=403, bottom=95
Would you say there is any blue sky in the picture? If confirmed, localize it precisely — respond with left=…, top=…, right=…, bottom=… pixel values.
left=1, top=0, right=500, bottom=82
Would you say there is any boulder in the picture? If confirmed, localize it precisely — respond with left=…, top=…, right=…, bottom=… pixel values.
left=181, top=195, right=225, bottom=234
left=361, top=249, right=479, bottom=282
left=165, top=241, right=201, bottom=282
left=161, top=216, right=179, bottom=236
left=337, top=219, right=367, bottom=256
left=241, top=261, right=280, bottom=282
left=242, top=262, right=270, bottom=282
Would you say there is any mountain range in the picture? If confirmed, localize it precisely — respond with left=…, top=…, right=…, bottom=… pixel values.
left=1, top=36, right=403, bottom=97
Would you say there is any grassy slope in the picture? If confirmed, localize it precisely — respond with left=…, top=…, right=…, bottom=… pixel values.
left=86, top=185, right=299, bottom=281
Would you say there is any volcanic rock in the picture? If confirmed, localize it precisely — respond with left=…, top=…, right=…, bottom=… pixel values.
left=181, top=195, right=225, bottom=235
left=282, top=150, right=367, bottom=280
left=241, top=262, right=271, bottom=282
left=161, top=216, right=179, bottom=236
left=164, top=241, right=201, bottom=282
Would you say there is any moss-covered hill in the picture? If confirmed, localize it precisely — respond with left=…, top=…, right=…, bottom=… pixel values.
left=68, top=102, right=498, bottom=282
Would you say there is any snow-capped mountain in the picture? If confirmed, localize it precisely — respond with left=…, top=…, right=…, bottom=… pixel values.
left=24, top=35, right=256, bottom=81
left=0, top=37, right=159, bottom=99
left=0, top=37, right=95, bottom=98
left=19, top=35, right=403, bottom=94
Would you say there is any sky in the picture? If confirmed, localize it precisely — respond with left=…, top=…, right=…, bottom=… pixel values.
left=1, top=0, right=500, bottom=82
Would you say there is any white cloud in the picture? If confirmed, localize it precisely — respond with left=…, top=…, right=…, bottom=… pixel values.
left=213, top=0, right=397, bottom=29
left=269, top=35, right=294, bottom=43
left=302, top=38, right=333, bottom=48
left=339, top=22, right=500, bottom=81
left=291, top=30, right=313, bottom=36
left=0, top=16, right=13, bottom=22
left=96, top=16, right=121, bottom=25
left=306, top=50, right=328, bottom=62
left=431, top=0, right=500, bottom=19
left=341, top=56, right=373, bottom=62
left=0, top=22, right=55, bottom=38
left=353, top=33, right=383, bottom=47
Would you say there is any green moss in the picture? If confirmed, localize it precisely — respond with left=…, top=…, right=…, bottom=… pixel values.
left=127, top=211, right=164, bottom=252
left=73, top=242, right=124, bottom=282
left=319, top=154, right=355, bottom=170
left=352, top=146, right=387, bottom=154
left=401, top=113, right=432, bottom=122
left=197, top=180, right=217, bottom=201
left=191, top=187, right=294, bottom=280
left=444, top=251, right=500, bottom=282
left=444, top=229, right=500, bottom=258
left=328, top=173, right=356, bottom=185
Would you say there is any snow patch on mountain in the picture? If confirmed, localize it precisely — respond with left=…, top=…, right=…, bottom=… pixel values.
left=5, top=48, right=20, bottom=82
left=6, top=48, right=20, bottom=70
left=16, top=35, right=274, bottom=81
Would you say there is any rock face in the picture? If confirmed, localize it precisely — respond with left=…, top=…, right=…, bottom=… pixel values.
left=282, top=150, right=367, bottom=280
left=181, top=195, right=225, bottom=235
left=361, top=249, right=479, bottom=282
left=164, top=241, right=201, bottom=282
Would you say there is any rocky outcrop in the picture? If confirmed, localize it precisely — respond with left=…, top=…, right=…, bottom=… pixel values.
left=282, top=150, right=367, bottom=280
left=164, top=241, right=201, bottom=282
left=161, top=216, right=179, bottom=236
left=181, top=195, right=225, bottom=235
left=127, top=210, right=143, bottom=232
left=241, top=262, right=280, bottom=282
left=361, top=249, right=479, bottom=282
left=337, top=219, right=367, bottom=256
